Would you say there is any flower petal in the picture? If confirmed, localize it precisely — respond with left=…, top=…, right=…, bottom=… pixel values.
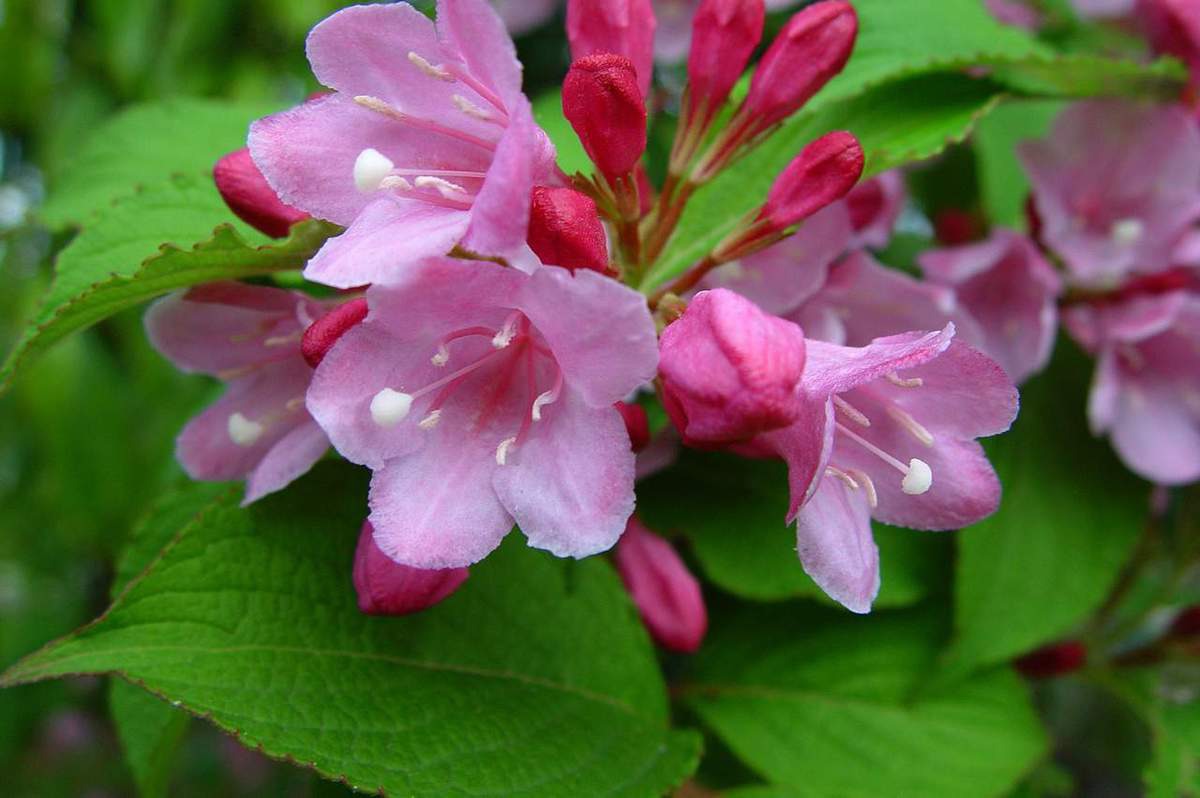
left=802, top=326, right=955, bottom=398
left=436, top=0, right=523, bottom=101
left=459, top=97, right=539, bottom=260
left=795, top=476, right=879, bottom=614
left=243, top=419, right=329, bottom=505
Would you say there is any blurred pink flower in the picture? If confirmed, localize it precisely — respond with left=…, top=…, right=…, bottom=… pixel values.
left=307, top=258, right=658, bottom=569
left=492, top=0, right=560, bottom=35
left=615, top=517, right=707, bottom=652
left=985, top=0, right=1043, bottom=29
left=1073, top=0, right=1136, bottom=18
left=567, top=0, right=657, bottom=96
left=845, top=171, right=906, bottom=250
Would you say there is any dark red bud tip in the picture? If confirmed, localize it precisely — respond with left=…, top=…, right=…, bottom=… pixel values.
left=528, top=186, right=610, bottom=273
left=1139, top=0, right=1200, bottom=72
left=1024, top=194, right=1045, bottom=248
left=745, top=0, right=858, bottom=127
left=762, top=131, right=864, bottom=231
left=302, top=298, right=369, bottom=368
left=213, top=148, right=309, bottom=238
left=562, top=53, right=648, bottom=178
left=616, top=401, right=651, bottom=452
left=1014, top=641, right=1088, bottom=679
left=933, top=209, right=985, bottom=245
left=688, top=0, right=766, bottom=113
left=1169, top=606, right=1200, bottom=639
left=353, top=522, right=470, bottom=616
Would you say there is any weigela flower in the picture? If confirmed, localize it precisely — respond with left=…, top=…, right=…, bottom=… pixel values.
left=567, top=0, right=657, bottom=97
left=985, top=0, right=1043, bottom=29
left=614, top=517, right=707, bottom=652
left=527, top=186, right=611, bottom=275
left=249, top=0, right=555, bottom=289
left=307, top=257, right=659, bottom=569
left=1018, top=101, right=1200, bottom=287
left=353, top=521, right=469, bottom=615
left=562, top=54, right=649, bottom=179
left=754, top=326, right=1018, bottom=612
left=1064, top=291, right=1200, bottom=485
left=145, top=282, right=334, bottom=505
left=919, top=228, right=1063, bottom=383
left=844, top=171, right=906, bottom=250
left=213, top=148, right=309, bottom=239
left=493, top=0, right=560, bottom=36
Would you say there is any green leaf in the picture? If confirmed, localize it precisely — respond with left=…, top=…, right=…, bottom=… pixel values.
left=0, top=174, right=336, bottom=393
left=948, top=340, right=1147, bottom=672
left=109, top=679, right=191, bottom=798
left=646, top=73, right=1003, bottom=289
left=989, top=54, right=1188, bottom=101
left=974, top=100, right=1063, bottom=228
left=681, top=605, right=1047, bottom=798
left=637, top=450, right=949, bottom=608
left=40, top=98, right=278, bottom=228
left=533, top=90, right=590, bottom=177
left=2, top=464, right=701, bottom=797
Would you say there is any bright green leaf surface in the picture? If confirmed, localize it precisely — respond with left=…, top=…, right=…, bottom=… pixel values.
left=2, top=465, right=701, bottom=797
left=974, top=100, right=1063, bottom=228
left=949, top=341, right=1147, bottom=672
left=0, top=175, right=336, bottom=393
left=637, top=450, right=949, bottom=607
left=109, top=679, right=191, bottom=798
left=683, top=605, right=1047, bottom=798
left=533, top=90, right=589, bottom=177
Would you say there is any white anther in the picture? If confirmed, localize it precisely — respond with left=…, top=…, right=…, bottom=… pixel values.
left=453, top=94, right=492, bottom=120
left=370, top=388, right=413, bottom=428
left=354, top=148, right=395, bottom=193
left=825, top=466, right=860, bottom=490
left=408, top=51, right=454, bottom=81
left=885, top=371, right=923, bottom=388
left=379, top=175, right=414, bottom=191
left=495, top=436, right=517, bottom=465
left=264, top=334, right=298, bottom=347
left=492, top=319, right=518, bottom=349
left=354, top=95, right=407, bottom=120
left=847, top=468, right=878, bottom=508
left=531, top=390, right=557, bottom=422
left=418, top=409, right=442, bottom=430
left=227, top=413, right=264, bottom=447
left=431, top=344, right=450, bottom=367
left=414, top=175, right=469, bottom=199
left=1111, top=218, right=1144, bottom=246
left=834, top=396, right=871, bottom=427
left=901, top=458, right=933, bottom=495
left=886, top=406, right=935, bottom=447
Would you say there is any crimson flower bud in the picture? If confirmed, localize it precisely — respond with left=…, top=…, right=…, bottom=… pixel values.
left=688, top=0, right=766, bottom=114
left=1014, top=641, right=1088, bottom=679
left=616, top=401, right=651, bottom=452
left=932, top=209, right=985, bottom=246
left=1169, top=606, right=1200, bottom=638
left=563, top=54, right=648, bottom=178
left=659, top=289, right=807, bottom=445
left=615, top=518, right=707, bottom=653
left=1139, top=0, right=1200, bottom=75
left=761, top=131, right=864, bottom=231
left=353, top=522, right=469, bottom=616
left=301, top=298, right=368, bottom=368
left=528, top=187, right=610, bottom=273
left=567, top=0, right=657, bottom=97
left=213, top=148, right=309, bottom=238
left=745, top=1, right=858, bottom=128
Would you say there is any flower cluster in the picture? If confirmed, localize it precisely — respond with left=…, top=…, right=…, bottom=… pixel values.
left=146, top=0, right=1028, bottom=640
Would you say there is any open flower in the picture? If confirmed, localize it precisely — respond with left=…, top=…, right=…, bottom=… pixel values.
left=307, top=258, right=659, bottom=569
left=145, top=283, right=332, bottom=505
left=250, top=0, right=555, bottom=289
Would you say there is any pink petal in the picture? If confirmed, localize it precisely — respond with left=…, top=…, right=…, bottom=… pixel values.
left=757, top=396, right=836, bottom=522
left=437, top=0, right=524, bottom=102
left=795, top=476, right=879, bottom=614
left=493, top=393, right=636, bottom=558
left=494, top=0, right=560, bottom=35
left=459, top=97, right=539, bottom=260
left=802, top=326, right=955, bottom=398
left=243, top=419, right=329, bottom=505
left=845, top=170, right=906, bottom=250
left=1109, top=381, right=1200, bottom=484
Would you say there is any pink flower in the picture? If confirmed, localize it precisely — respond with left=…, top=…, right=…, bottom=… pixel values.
left=353, top=521, right=469, bottom=615
left=249, top=0, right=555, bottom=289
left=493, top=0, right=560, bottom=36
left=1017, top=101, right=1200, bottom=288
left=753, top=326, right=1018, bottom=612
left=567, top=0, right=657, bottom=97
left=145, top=282, right=333, bottom=505
left=1064, top=291, right=1200, bottom=485
left=659, top=288, right=807, bottom=445
left=614, top=517, right=707, bottom=652
left=1073, top=0, right=1136, bottom=18
left=919, top=228, right=1063, bottom=383
left=213, top=148, right=309, bottom=238
left=844, top=170, right=906, bottom=250
left=307, top=258, right=659, bottom=568
left=985, top=0, right=1043, bottom=29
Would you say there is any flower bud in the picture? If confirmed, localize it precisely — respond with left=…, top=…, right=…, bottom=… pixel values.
left=745, top=1, right=858, bottom=128
left=659, top=288, right=807, bottom=444
left=567, top=0, right=657, bottom=97
left=563, top=54, right=649, bottom=178
left=302, top=298, right=369, bottom=368
left=353, top=522, right=469, bottom=615
left=213, top=148, right=309, bottom=238
left=1013, top=640, right=1087, bottom=678
left=528, top=187, right=610, bottom=274
left=688, top=0, right=766, bottom=115
left=1139, top=0, right=1200, bottom=76
left=761, top=131, right=864, bottom=232
left=616, top=401, right=651, bottom=452
left=615, top=518, right=707, bottom=653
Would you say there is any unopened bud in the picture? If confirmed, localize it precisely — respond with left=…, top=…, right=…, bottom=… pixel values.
left=213, top=148, right=309, bottom=238
left=1014, top=640, right=1087, bottom=679
left=761, top=131, right=864, bottom=232
left=563, top=54, right=649, bottom=178
left=932, top=208, right=985, bottom=246
left=616, top=401, right=651, bottom=452
left=302, top=298, right=369, bottom=368
left=659, top=288, right=807, bottom=444
left=1139, top=0, right=1200, bottom=76
left=528, top=187, right=610, bottom=273
left=745, top=1, right=858, bottom=128
left=615, top=518, right=707, bottom=653
left=567, top=0, right=657, bottom=97
left=353, top=522, right=469, bottom=615
left=688, top=0, right=766, bottom=115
